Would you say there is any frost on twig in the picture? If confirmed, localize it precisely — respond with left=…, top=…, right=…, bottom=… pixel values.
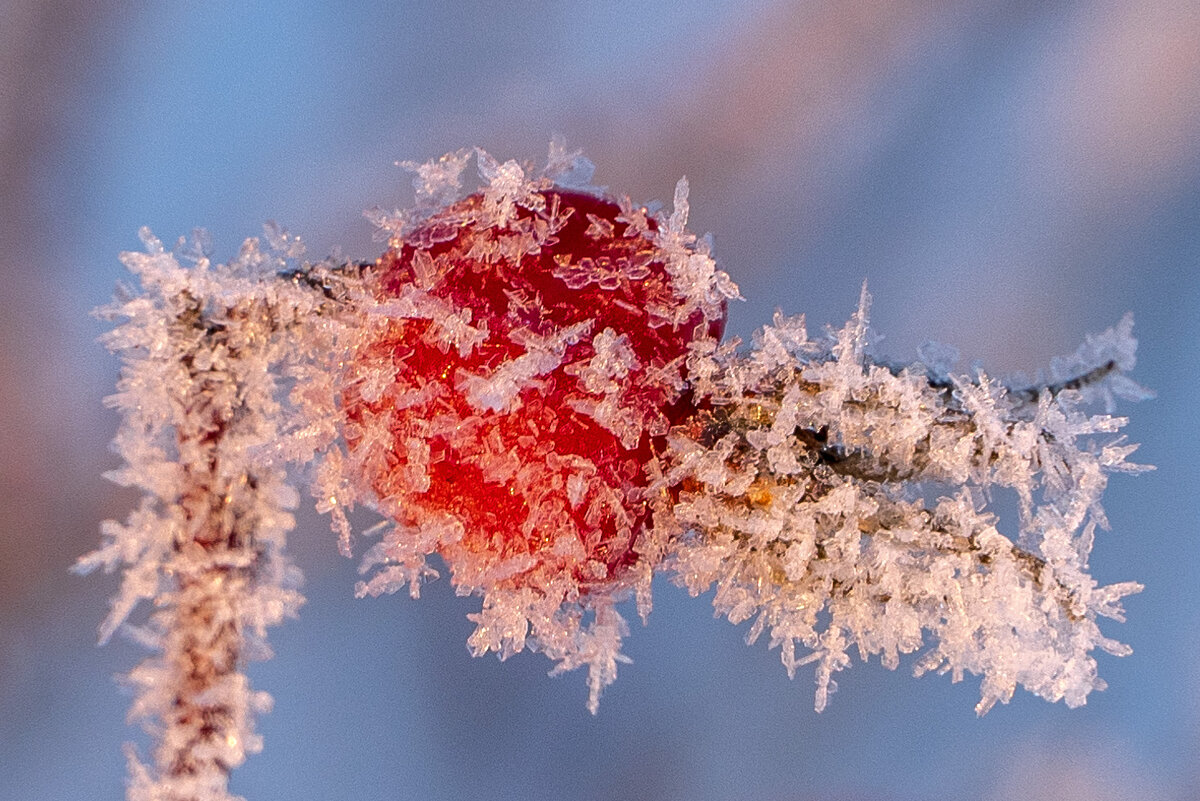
left=658, top=291, right=1150, bottom=713
left=76, top=227, right=347, bottom=801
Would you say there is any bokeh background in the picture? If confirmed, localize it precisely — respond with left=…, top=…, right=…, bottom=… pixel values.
left=2, top=2, right=1198, bottom=800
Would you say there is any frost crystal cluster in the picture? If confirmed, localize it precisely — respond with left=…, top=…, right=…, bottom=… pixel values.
left=83, top=145, right=1149, bottom=800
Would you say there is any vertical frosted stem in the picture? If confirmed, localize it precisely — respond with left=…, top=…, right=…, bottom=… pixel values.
left=133, top=305, right=273, bottom=801
left=81, top=242, right=313, bottom=801
left=153, top=357, right=252, bottom=797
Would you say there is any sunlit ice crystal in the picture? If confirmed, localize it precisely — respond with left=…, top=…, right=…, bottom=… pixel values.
left=343, top=174, right=734, bottom=603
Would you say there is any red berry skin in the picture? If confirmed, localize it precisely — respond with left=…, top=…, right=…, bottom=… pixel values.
left=345, top=187, right=726, bottom=593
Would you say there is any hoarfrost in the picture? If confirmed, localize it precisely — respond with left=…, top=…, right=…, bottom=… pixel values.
left=84, top=146, right=1152, bottom=799
left=656, top=294, right=1149, bottom=713
left=79, top=227, right=355, bottom=799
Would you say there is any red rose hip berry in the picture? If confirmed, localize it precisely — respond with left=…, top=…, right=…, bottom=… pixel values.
left=344, top=177, right=732, bottom=596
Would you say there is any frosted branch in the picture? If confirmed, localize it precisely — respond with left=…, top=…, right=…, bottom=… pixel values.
left=660, top=302, right=1148, bottom=713
left=76, top=230, right=344, bottom=800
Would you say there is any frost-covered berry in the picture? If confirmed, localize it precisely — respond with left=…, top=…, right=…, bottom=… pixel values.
left=344, top=179, right=734, bottom=602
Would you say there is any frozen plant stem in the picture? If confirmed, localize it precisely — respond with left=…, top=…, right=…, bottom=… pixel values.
left=78, top=231, right=318, bottom=801
left=663, top=297, right=1150, bottom=714
left=142, top=301, right=268, bottom=798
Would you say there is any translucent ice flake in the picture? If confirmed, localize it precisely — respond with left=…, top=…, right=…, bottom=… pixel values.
left=459, top=323, right=588, bottom=413
left=476, top=147, right=545, bottom=228
left=551, top=250, right=656, bottom=291
left=544, top=136, right=596, bottom=188
left=651, top=179, right=741, bottom=326
left=399, top=147, right=472, bottom=207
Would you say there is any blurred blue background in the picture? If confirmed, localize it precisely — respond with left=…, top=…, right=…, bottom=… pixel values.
left=2, top=2, right=1197, bottom=800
